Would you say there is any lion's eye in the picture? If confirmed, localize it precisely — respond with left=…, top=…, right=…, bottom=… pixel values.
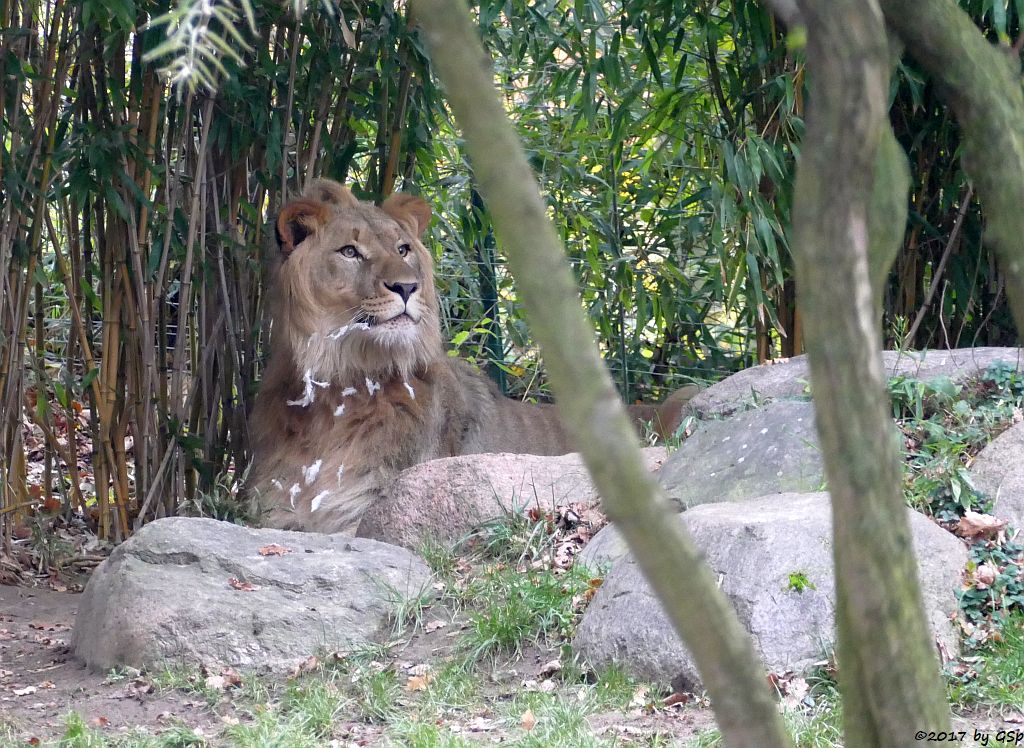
left=397, top=243, right=412, bottom=257
left=338, top=245, right=361, bottom=259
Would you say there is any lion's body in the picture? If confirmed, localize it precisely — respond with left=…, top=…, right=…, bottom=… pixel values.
left=248, top=180, right=572, bottom=533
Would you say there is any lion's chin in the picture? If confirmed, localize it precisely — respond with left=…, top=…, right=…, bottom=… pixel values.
left=367, top=313, right=420, bottom=346
left=373, top=313, right=416, bottom=330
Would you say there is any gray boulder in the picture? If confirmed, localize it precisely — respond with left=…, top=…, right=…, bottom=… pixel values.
left=969, top=420, right=1024, bottom=531
left=358, top=448, right=668, bottom=549
left=658, top=400, right=823, bottom=509
left=573, top=493, right=965, bottom=690
left=73, top=517, right=430, bottom=673
left=689, top=347, right=1022, bottom=419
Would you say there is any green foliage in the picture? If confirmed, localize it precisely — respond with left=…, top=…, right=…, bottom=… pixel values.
left=949, top=614, right=1024, bottom=709
left=892, top=363, right=1024, bottom=522
left=960, top=539, right=1024, bottom=642
left=889, top=362, right=1024, bottom=641
left=463, top=563, right=592, bottom=658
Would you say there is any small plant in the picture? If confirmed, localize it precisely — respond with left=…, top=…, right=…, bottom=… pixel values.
left=381, top=579, right=435, bottom=637
left=348, top=663, right=400, bottom=723
left=57, top=713, right=107, bottom=748
left=279, top=677, right=349, bottom=737
left=787, top=572, right=816, bottom=593
left=179, top=465, right=255, bottom=525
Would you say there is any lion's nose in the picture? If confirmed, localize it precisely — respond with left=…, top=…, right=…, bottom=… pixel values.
left=385, top=281, right=418, bottom=303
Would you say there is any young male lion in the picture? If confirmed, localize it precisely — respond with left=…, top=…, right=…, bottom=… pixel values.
left=248, top=180, right=693, bottom=534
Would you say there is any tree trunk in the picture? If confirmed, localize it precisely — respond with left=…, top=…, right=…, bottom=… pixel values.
left=880, top=0, right=1024, bottom=331
left=784, top=0, right=952, bottom=742
left=414, top=1, right=793, bottom=745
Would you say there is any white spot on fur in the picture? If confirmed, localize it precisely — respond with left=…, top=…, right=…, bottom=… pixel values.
left=334, top=403, right=346, bottom=417
left=403, top=381, right=415, bottom=399
left=310, top=491, right=328, bottom=512
left=328, top=322, right=371, bottom=340
left=270, top=479, right=283, bottom=490
left=336, top=464, right=345, bottom=485
left=287, top=369, right=329, bottom=407
left=303, top=459, right=322, bottom=485
left=365, top=377, right=381, bottom=396
left=342, top=386, right=357, bottom=397
left=288, top=483, right=301, bottom=509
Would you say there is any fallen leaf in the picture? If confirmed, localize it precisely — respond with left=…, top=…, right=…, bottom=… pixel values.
left=975, top=562, right=998, bottom=588
left=957, top=511, right=1007, bottom=540
left=521, top=708, right=537, bottom=732
left=90, top=716, right=110, bottom=727
left=465, top=716, right=496, bottom=732
left=227, top=577, right=258, bottom=592
left=539, top=658, right=562, bottom=678
left=424, top=620, right=447, bottom=633
left=663, top=692, right=691, bottom=707
left=406, top=673, right=433, bottom=691
left=12, top=686, right=37, bottom=696
left=258, top=544, right=292, bottom=557
left=289, top=655, right=320, bottom=678
left=204, top=675, right=228, bottom=691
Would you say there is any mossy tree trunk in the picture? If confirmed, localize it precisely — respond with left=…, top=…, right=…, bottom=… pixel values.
left=776, top=0, right=953, bottom=743
left=414, top=1, right=792, bottom=745
left=879, top=0, right=1024, bottom=330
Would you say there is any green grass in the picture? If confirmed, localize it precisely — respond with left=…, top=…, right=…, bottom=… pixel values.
left=384, top=719, right=477, bottom=747
left=223, top=709, right=322, bottom=748
left=44, top=714, right=211, bottom=748
left=348, top=663, right=401, bottom=724
left=950, top=614, right=1024, bottom=709
left=687, top=701, right=843, bottom=748
left=462, top=564, right=591, bottom=659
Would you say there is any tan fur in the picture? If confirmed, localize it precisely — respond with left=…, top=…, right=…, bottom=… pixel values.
left=249, top=180, right=573, bottom=533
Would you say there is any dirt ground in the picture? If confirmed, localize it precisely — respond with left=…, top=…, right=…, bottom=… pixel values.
left=0, top=584, right=717, bottom=746
left=0, top=585, right=228, bottom=744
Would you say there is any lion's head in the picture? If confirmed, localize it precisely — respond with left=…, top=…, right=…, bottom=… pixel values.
left=270, top=179, right=442, bottom=382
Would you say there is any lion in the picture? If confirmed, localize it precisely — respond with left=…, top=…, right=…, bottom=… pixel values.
left=247, top=180, right=695, bottom=533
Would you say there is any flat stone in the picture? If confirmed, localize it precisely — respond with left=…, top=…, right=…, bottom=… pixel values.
left=573, top=493, right=965, bottom=690
left=659, top=400, right=824, bottom=510
left=73, top=517, right=430, bottom=673
left=969, top=420, right=1024, bottom=531
left=689, top=347, right=1022, bottom=419
left=357, top=448, right=668, bottom=549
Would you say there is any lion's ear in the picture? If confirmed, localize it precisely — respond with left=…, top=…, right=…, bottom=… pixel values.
left=381, top=193, right=431, bottom=237
left=303, top=179, right=359, bottom=210
left=276, top=199, right=330, bottom=254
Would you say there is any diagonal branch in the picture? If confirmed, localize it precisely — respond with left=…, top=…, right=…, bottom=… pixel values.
left=413, top=0, right=792, bottom=745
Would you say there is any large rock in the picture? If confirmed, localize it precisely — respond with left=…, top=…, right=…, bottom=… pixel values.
left=970, top=420, right=1024, bottom=531
left=573, top=493, right=965, bottom=690
left=689, top=347, right=1022, bottom=418
left=658, top=400, right=823, bottom=510
left=73, top=517, right=430, bottom=673
left=358, top=448, right=668, bottom=549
